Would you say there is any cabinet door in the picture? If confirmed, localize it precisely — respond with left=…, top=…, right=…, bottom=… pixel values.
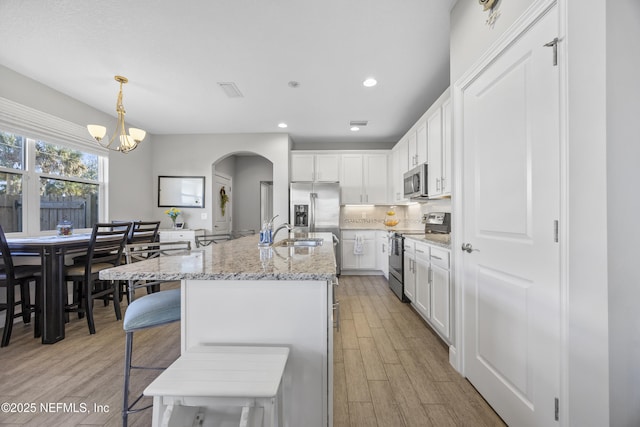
left=291, top=154, right=315, bottom=181
left=393, top=141, right=408, bottom=202
left=363, top=154, right=388, bottom=204
left=430, top=263, right=450, bottom=339
left=414, top=245, right=431, bottom=319
left=315, top=154, right=340, bottom=182
left=403, top=243, right=415, bottom=301
left=407, top=130, right=417, bottom=167
left=359, top=238, right=377, bottom=269
left=341, top=239, right=358, bottom=270
left=340, top=154, right=364, bottom=204
left=427, top=108, right=443, bottom=197
left=416, top=121, right=428, bottom=165
left=441, top=98, right=452, bottom=196
left=376, top=233, right=389, bottom=278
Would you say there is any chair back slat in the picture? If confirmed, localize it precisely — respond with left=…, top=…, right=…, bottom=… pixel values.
left=130, top=221, right=160, bottom=244
left=85, top=223, right=132, bottom=273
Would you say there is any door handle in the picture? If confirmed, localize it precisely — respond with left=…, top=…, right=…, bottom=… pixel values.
left=461, top=243, right=479, bottom=253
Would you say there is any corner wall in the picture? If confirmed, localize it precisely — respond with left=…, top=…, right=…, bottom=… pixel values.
left=607, top=1, right=640, bottom=425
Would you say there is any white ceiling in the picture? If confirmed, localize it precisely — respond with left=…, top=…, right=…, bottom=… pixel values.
left=0, top=0, right=455, bottom=148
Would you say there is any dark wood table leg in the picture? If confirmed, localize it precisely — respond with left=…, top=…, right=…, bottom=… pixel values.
left=41, top=246, right=65, bottom=344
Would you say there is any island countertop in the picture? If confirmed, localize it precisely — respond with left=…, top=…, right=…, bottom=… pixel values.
left=99, top=232, right=337, bottom=282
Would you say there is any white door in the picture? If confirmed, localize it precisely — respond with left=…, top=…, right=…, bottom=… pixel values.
left=213, top=172, right=232, bottom=235
left=461, top=6, right=560, bottom=427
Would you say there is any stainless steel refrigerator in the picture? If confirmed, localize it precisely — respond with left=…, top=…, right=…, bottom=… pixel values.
left=290, top=182, right=341, bottom=274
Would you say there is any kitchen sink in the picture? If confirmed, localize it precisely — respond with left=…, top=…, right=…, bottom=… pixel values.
left=273, top=237, right=324, bottom=247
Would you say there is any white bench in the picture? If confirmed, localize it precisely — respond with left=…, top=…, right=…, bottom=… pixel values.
left=144, top=345, right=289, bottom=427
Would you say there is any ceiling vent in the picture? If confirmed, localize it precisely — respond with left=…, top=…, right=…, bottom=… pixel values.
left=349, top=120, right=368, bottom=127
left=217, top=82, right=244, bottom=98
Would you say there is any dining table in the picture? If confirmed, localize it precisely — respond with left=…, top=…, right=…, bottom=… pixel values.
left=7, top=233, right=94, bottom=344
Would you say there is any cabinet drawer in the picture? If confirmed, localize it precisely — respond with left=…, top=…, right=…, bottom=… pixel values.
left=430, top=247, right=450, bottom=269
left=414, top=242, right=430, bottom=260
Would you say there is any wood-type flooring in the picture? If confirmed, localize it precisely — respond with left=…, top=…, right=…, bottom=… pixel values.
left=0, top=276, right=505, bottom=426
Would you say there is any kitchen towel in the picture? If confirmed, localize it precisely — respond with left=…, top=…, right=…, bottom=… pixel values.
left=353, top=234, right=364, bottom=255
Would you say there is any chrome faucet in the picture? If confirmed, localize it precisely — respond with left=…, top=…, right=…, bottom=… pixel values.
left=271, top=223, right=292, bottom=243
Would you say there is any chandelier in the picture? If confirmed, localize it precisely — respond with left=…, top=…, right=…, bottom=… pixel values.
left=87, top=75, right=146, bottom=153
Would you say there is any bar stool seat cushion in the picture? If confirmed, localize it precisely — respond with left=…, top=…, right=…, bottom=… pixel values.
left=123, top=289, right=180, bottom=332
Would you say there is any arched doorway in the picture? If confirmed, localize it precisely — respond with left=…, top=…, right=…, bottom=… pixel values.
left=212, top=152, right=274, bottom=236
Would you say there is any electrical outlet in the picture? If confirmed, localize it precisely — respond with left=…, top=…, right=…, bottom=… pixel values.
left=361, top=212, right=366, bottom=219
left=201, top=212, right=208, bottom=220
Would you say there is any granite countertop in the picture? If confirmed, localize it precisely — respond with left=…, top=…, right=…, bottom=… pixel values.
left=403, top=233, right=451, bottom=249
left=99, top=232, right=337, bottom=282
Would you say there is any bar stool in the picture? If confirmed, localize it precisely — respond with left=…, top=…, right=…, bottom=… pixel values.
left=144, top=345, right=289, bottom=427
left=122, top=289, right=181, bottom=426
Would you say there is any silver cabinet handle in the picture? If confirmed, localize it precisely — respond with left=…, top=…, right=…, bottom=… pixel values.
left=461, top=243, right=479, bottom=253
left=416, top=249, right=425, bottom=254
left=431, top=254, right=442, bottom=260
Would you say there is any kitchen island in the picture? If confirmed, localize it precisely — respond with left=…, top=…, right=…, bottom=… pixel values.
left=100, top=232, right=337, bottom=427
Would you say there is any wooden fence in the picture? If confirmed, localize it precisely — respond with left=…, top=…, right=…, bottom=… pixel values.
left=0, top=195, right=98, bottom=232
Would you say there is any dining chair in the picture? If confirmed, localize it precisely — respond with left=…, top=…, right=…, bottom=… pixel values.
left=0, top=224, right=41, bottom=347
left=123, top=240, right=191, bottom=302
left=64, top=222, right=131, bottom=335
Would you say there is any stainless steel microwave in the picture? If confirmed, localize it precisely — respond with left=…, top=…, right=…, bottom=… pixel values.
left=403, top=163, right=428, bottom=199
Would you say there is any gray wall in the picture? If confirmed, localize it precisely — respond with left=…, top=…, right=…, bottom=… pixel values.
left=150, top=133, right=289, bottom=231
left=233, top=156, right=273, bottom=232
left=607, top=1, right=640, bottom=426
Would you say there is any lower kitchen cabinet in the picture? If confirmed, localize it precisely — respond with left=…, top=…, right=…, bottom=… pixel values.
left=413, top=242, right=431, bottom=319
left=403, top=240, right=416, bottom=301
left=342, top=230, right=376, bottom=270
left=403, top=237, right=452, bottom=343
left=429, top=246, right=451, bottom=339
left=376, top=231, right=390, bottom=279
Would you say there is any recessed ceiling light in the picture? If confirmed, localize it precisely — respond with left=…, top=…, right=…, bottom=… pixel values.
left=350, top=126, right=360, bottom=132
left=278, top=123, right=288, bottom=128
left=363, top=78, right=377, bottom=87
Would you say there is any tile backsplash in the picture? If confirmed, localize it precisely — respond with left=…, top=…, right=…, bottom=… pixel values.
left=340, top=200, right=452, bottom=231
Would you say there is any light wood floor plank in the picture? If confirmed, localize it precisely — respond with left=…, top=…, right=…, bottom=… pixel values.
left=343, top=349, right=372, bottom=402
left=348, top=402, right=378, bottom=427
left=368, top=380, right=406, bottom=427
left=358, top=337, right=387, bottom=381
left=333, top=361, right=350, bottom=427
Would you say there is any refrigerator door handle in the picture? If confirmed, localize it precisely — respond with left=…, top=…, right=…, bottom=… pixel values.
left=310, top=192, right=318, bottom=232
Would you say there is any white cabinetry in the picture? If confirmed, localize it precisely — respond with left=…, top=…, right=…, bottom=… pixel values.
left=403, top=240, right=416, bottom=301
left=159, top=229, right=196, bottom=248
left=407, top=121, right=428, bottom=168
left=403, top=237, right=451, bottom=342
left=413, top=242, right=431, bottom=319
left=392, top=140, right=408, bottom=202
left=376, top=231, right=389, bottom=279
left=291, top=153, right=340, bottom=182
left=426, top=89, right=451, bottom=198
left=341, top=230, right=376, bottom=270
left=429, top=246, right=451, bottom=339
left=340, top=153, right=388, bottom=204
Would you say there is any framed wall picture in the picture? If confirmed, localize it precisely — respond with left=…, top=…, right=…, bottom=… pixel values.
left=158, top=176, right=205, bottom=208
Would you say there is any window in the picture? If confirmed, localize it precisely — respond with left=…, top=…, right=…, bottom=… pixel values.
left=0, top=130, right=105, bottom=234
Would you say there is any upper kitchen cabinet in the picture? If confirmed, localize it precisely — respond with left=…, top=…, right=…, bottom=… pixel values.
left=290, top=152, right=340, bottom=182
left=407, top=120, right=428, bottom=169
left=426, top=88, right=451, bottom=198
left=392, top=139, right=409, bottom=202
left=341, top=153, right=388, bottom=204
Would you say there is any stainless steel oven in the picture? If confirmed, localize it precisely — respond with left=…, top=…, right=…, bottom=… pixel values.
left=388, top=233, right=408, bottom=302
